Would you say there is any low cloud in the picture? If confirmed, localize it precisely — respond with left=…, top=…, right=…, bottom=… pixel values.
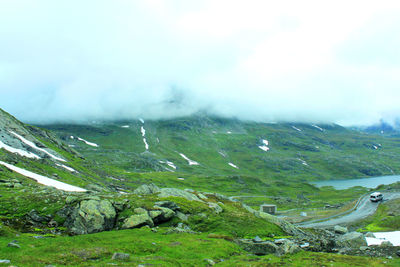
left=1, top=0, right=400, bottom=125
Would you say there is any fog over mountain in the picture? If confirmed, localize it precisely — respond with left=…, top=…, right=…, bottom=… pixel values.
left=1, top=1, right=400, bottom=125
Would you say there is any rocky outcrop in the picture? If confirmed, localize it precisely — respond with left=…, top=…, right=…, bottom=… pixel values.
left=64, top=198, right=116, bottom=235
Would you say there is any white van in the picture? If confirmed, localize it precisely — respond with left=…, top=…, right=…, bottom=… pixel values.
left=370, top=192, right=383, bottom=202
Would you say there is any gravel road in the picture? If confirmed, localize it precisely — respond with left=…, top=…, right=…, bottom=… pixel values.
left=299, top=191, right=400, bottom=228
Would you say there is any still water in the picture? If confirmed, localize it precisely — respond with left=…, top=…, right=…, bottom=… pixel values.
left=312, top=175, right=400, bottom=190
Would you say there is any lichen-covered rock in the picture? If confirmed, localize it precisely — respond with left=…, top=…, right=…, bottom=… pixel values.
left=133, top=183, right=161, bottom=195
left=122, top=213, right=154, bottom=229
left=158, top=188, right=201, bottom=201
left=64, top=199, right=116, bottom=235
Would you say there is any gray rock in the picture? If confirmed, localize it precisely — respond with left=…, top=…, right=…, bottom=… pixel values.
left=205, top=259, right=215, bottom=266
left=27, top=209, right=51, bottom=224
left=198, top=193, right=208, bottom=200
left=336, top=232, right=367, bottom=248
left=380, top=241, right=393, bottom=247
left=154, top=201, right=180, bottom=211
left=253, top=236, right=262, bottom=243
left=86, top=184, right=104, bottom=192
left=133, top=183, right=160, bottom=195
left=64, top=199, right=116, bottom=235
left=176, top=211, right=189, bottom=222
left=134, top=208, right=148, bottom=214
left=359, top=246, right=370, bottom=251
left=334, top=225, right=348, bottom=234
left=158, top=188, right=201, bottom=201
left=278, top=239, right=301, bottom=255
left=122, top=213, right=154, bottom=229
left=7, top=242, right=20, bottom=248
left=208, top=203, right=223, bottom=214
left=151, top=206, right=175, bottom=223
left=111, top=252, right=130, bottom=260
left=236, top=239, right=279, bottom=256
left=365, top=232, right=376, bottom=238
left=165, top=223, right=197, bottom=234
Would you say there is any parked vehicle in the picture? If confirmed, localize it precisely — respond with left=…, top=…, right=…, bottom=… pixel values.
left=370, top=192, right=383, bottom=202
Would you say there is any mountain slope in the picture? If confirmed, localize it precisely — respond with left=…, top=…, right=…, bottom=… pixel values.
left=44, top=115, right=400, bottom=182
left=0, top=108, right=108, bottom=192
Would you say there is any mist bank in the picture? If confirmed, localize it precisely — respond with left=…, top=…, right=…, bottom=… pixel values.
left=1, top=1, right=400, bottom=126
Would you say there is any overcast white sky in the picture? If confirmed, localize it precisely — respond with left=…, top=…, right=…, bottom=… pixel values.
left=1, top=0, right=400, bottom=125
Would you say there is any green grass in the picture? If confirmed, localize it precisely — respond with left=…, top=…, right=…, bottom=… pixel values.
left=1, top=227, right=398, bottom=266
left=357, top=198, right=400, bottom=232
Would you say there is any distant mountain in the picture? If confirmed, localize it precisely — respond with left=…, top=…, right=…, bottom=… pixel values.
left=43, top=115, right=400, bottom=189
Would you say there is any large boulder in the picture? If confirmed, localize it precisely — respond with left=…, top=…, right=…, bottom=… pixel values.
left=65, top=199, right=116, bottom=235
left=336, top=232, right=367, bottom=248
left=133, top=183, right=161, bottom=195
left=158, top=188, right=201, bottom=201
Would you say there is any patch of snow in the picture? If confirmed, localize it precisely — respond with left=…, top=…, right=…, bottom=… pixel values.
left=298, top=158, right=309, bottom=166
left=259, top=139, right=270, bottom=152
left=259, top=145, right=270, bottom=152
left=56, top=163, right=78, bottom=173
left=366, top=231, right=400, bottom=246
left=0, top=160, right=86, bottom=192
left=212, top=130, right=217, bottom=134
left=381, top=130, right=384, bottom=134
left=178, top=177, right=185, bottom=180
left=292, top=126, right=302, bottom=132
left=121, top=125, right=130, bottom=128
left=218, top=151, right=227, bottom=157
left=77, top=137, right=99, bottom=147
left=312, top=124, right=324, bottom=132
left=227, top=131, right=232, bottom=134
left=179, top=153, right=199, bottom=165
left=166, top=161, right=176, bottom=169
left=68, top=145, right=75, bottom=147
left=70, top=136, right=74, bottom=139
left=139, top=118, right=145, bottom=124
left=373, top=145, right=378, bottom=150
left=228, top=162, right=239, bottom=169
left=0, top=140, right=41, bottom=159
left=143, top=138, right=149, bottom=150
left=140, top=127, right=149, bottom=150
left=156, top=138, right=160, bottom=143
left=10, top=131, right=66, bottom=162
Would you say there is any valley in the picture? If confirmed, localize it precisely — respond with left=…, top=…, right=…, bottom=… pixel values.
left=1, top=108, right=400, bottom=266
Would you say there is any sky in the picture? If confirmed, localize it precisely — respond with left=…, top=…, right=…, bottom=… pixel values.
left=0, top=0, right=400, bottom=125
